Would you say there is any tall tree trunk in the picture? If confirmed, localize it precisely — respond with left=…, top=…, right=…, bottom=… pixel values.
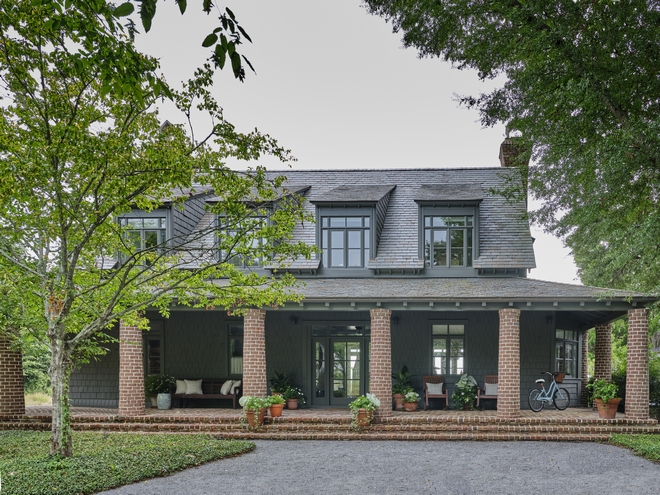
left=50, top=340, right=73, bottom=457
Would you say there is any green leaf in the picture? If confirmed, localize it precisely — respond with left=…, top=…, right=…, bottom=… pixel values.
left=230, top=51, right=241, bottom=78
left=215, top=44, right=226, bottom=70
left=202, top=0, right=212, bottom=14
left=202, top=33, right=218, bottom=48
left=139, top=0, right=156, bottom=32
left=176, top=0, right=187, bottom=15
left=226, top=7, right=236, bottom=21
left=237, top=25, right=252, bottom=43
left=114, top=2, right=134, bottom=17
left=242, top=55, right=255, bottom=74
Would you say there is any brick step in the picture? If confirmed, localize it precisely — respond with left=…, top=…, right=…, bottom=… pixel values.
left=371, top=423, right=660, bottom=434
left=212, top=431, right=614, bottom=442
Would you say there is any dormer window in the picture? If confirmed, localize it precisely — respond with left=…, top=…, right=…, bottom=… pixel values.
left=320, top=215, right=370, bottom=268
left=423, top=215, right=473, bottom=268
left=415, top=184, right=483, bottom=272
left=219, top=214, right=268, bottom=268
left=119, top=214, right=168, bottom=254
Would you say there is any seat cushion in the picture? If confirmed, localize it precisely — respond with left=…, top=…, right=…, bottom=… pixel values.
left=485, top=383, right=498, bottom=396
left=175, top=380, right=187, bottom=395
left=426, top=382, right=444, bottom=394
left=220, top=379, right=234, bottom=395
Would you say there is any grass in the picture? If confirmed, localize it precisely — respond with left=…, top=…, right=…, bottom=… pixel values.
left=611, top=434, right=660, bottom=463
left=0, top=431, right=254, bottom=495
left=24, top=392, right=52, bottom=406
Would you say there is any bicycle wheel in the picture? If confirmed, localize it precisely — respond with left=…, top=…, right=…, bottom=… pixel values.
left=528, top=388, right=544, bottom=412
left=553, top=388, right=570, bottom=410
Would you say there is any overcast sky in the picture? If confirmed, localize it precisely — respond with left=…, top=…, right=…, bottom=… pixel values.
left=136, top=0, right=580, bottom=285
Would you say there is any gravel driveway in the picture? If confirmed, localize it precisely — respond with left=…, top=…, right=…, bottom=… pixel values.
left=101, top=440, right=659, bottom=494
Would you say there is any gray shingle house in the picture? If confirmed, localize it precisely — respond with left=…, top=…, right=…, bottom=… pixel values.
left=68, top=140, right=656, bottom=421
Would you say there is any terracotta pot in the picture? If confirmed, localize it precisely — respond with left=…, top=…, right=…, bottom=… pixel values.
left=356, top=408, right=372, bottom=427
left=245, top=408, right=267, bottom=427
left=393, top=394, right=405, bottom=411
left=404, top=401, right=418, bottom=412
left=270, top=403, right=284, bottom=417
left=286, top=398, right=299, bottom=410
left=595, top=398, right=621, bottom=419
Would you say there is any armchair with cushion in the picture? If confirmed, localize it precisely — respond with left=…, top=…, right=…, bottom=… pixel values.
left=423, top=375, right=448, bottom=410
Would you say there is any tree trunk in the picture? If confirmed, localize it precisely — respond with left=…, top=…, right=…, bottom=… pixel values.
left=50, top=341, right=73, bottom=457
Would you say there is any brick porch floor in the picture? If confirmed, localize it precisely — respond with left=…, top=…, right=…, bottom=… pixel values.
left=2, top=406, right=657, bottom=441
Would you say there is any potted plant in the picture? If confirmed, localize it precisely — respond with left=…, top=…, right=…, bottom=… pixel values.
left=239, top=396, right=270, bottom=427
left=268, top=394, right=286, bottom=417
left=587, top=378, right=620, bottom=419
left=348, top=393, right=381, bottom=430
left=403, top=390, right=420, bottom=411
left=392, top=365, right=415, bottom=411
left=283, top=386, right=307, bottom=410
left=144, top=374, right=176, bottom=409
left=452, top=374, right=478, bottom=411
left=269, top=369, right=293, bottom=396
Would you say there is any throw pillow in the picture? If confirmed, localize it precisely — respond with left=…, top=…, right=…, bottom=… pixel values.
left=175, top=380, right=187, bottom=395
left=426, top=382, right=444, bottom=394
left=220, top=379, right=233, bottom=395
left=485, top=383, right=498, bottom=396
left=185, top=379, right=203, bottom=395
left=230, top=380, right=242, bottom=394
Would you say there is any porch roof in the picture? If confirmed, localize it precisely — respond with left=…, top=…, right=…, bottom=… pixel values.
left=270, top=277, right=655, bottom=328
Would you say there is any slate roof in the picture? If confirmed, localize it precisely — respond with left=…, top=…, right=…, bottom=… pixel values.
left=288, top=277, right=650, bottom=302
left=415, top=183, right=484, bottom=202
left=266, top=167, right=536, bottom=270
left=311, top=185, right=396, bottom=204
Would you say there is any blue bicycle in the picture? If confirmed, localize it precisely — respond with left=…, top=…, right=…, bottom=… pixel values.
left=528, top=372, right=570, bottom=412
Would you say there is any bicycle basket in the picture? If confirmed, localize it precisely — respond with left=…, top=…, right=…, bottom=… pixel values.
left=554, top=372, right=565, bottom=383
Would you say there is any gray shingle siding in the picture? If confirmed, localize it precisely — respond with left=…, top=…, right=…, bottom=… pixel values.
left=171, top=193, right=208, bottom=248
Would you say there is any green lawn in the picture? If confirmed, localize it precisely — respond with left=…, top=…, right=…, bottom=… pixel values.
left=611, top=434, right=660, bottom=462
left=0, top=431, right=254, bottom=495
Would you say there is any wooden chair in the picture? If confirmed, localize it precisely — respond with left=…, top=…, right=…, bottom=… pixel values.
left=423, top=375, right=448, bottom=410
left=476, top=375, right=498, bottom=410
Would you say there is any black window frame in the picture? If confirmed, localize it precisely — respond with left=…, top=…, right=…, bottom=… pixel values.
left=118, top=209, right=170, bottom=261
left=418, top=204, right=479, bottom=271
left=431, top=321, right=467, bottom=376
left=317, top=207, right=374, bottom=270
left=555, top=329, right=579, bottom=377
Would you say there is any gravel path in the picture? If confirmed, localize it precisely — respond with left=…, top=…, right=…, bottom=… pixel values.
left=101, top=440, right=660, bottom=495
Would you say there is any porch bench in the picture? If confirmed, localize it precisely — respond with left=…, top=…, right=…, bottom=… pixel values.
left=476, top=375, right=498, bottom=410
left=173, top=379, right=241, bottom=409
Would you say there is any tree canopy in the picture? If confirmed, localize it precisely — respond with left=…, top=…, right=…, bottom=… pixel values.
left=365, top=0, right=660, bottom=293
left=0, top=0, right=311, bottom=456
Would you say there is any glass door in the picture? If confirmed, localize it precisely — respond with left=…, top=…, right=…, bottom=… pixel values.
left=330, top=340, right=361, bottom=406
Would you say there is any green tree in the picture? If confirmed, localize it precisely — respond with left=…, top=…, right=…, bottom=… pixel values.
left=0, top=0, right=312, bottom=456
left=365, top=0, right=660, bottom=293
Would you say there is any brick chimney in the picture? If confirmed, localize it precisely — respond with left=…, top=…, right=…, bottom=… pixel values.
left=499, top=137, right=530, bottom=168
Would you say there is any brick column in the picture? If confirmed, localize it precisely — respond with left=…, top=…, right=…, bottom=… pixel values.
left=0, top=333, right=25, bottom=418
left=118, top=321, right=145, bottom=416
left=626, top=308, right=649, bottom=420
left=369, top=308, right=392, bottom=418
left=580, top=330, right=590, bottom=406
left=497, top=308, right=521, bottom=419
left=242, top=309, right=267, bottom=397
left=594, top=323, right=612, bottom=382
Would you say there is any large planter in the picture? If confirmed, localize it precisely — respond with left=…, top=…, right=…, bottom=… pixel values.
left=286, top=398, right=299, bottom=410
left=393, top=394, right=405, bottom=411
left=404, top=401, right=418, bottom=412
left=246, top=408, right=267, bottom=427
left=149, top=396, right=157, bottom=408
left=462, top=403, right=472, bottom=411
left=595, top=398, right=621, bottom=419
left=356, top=408, right=372, bottom=427
left=270, top=403, right=284, bottom=417
left=157, top=393, right=171, bottom=410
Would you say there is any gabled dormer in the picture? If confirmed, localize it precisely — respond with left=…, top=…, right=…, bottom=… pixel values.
left=310, top=184, right=395, bottom=272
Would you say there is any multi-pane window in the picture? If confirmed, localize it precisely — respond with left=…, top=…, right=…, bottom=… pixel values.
left=120, top=217, right=167, bottom=252
left=220, top=215, right=267, bottom=267
left=424, top=216, right=473, bottom=268
left=321, top=216, right=370, bottom=268
left=432, top=323, right=465, bottom=375
left=555, top=330, right=578, bottom=377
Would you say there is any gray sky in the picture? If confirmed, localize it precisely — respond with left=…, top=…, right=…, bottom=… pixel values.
left=136, top=0, right=580, bottom=285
